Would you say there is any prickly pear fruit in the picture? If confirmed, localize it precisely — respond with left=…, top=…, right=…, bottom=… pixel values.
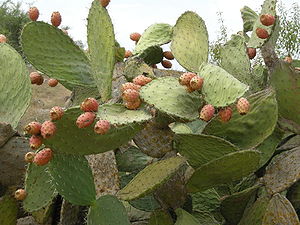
left=24, top=122, right=42, bottom=135
left=28, top=7, right=39, bottom=21
left=29, top=135, right=43, bottom=150
left=76, top=112, right=96, bottom=128
left=247, top=48, right=256, bottom=59
left=185, top=84, right=195, bottom=93
left=179, top=72, right=197, bottom=86
left=15, top=189, right=27, bottom=201
left=29, top=72, right=43, bottom=85
left=80, top=97, right=99, bottom=112
left=48, top=78, right=58, bottom=87
left=122, top=89, right=140, bottom=102
left=33, top=148, right=53, bottom=166
left=125, top=99, right=141, bottom=110
left=100, top=0, right=110, bottom=7
left=124, top=50, right=133, bottom=58
left=284, top=56, right=292, bottom=64
left=50, top=106, right=64, bottom=121
left=133, top=75, right=152, bottom=86
left=121, top=82, right=141, bottom=93
left=161, top=60, right=172, bottom=69
left=260, top=14, right=275, bottom=26
left=199, top=104, right=215, bottom=122
left=256, top=28, right=269, bottom=39
left=218, top=107, right=233, bottom=122
left=163, top=51, right=174, bottom=60
left=51, top=11, right=61, bottom=27
left=190, top=76, right=204, bottom=91
left=25, top=152, right=36, bottom=163
left=130, top=32, right=141, bottom=42
left=237, top=97, right=250, bottom=115
left=41, top=121, right=56, bottom=139
left=94, top=120, right=110, bottom=135
left=0, top=34, right=7, bottom=43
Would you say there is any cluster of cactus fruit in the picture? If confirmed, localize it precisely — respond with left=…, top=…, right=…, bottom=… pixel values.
left=1, top=0, right=300, bottom=224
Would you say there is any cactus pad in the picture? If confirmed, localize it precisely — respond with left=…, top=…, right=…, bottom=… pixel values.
left=117, top=156, right=186, bottom=200
left=169, top=122, right=193, bottom=134
left=174, top=133, right=238, bottom=168
left=87, top=195, right=130, bottom=225
left=148, top=210, right=173, bottom=225
left=263, top=147, right=300, bottom=195
left=87, top=0, right=115, bottom=101
left=0, top=43, right=31, bottom=128
left=138, top=46, right=163, bottom=65
left=140, top=77, right=202, bottom=120
left=203, top=88, right=278, bottom=149
left=191, top=188, right=220, bottom=213
left=44, top=107, right=143, bottom=155
left=124, top=57, right=155, bottom=81
left=21, top=22, right=94, bottom=90
left=175, top=208, right=201, bottom=225
left=240, top=6, right=258, bottom=32
left=199, top=63, right=249, bottom=107
left=0, top=194, right=18, bottom=225
left=23, top=163, right=56, bottom=212
left=187, top=150, right=260, bottom=193
left=171, top=11, right=209, bottom=72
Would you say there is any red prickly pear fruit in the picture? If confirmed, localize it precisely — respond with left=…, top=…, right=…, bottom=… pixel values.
left=121, top=82, right=141, bottom=93
left=76, top=112, right=96, bottom=128
left=100, top=0, right=110, bottom=8
left=94, top=120, right=110, bottom=135
left=199, top=104, right=215, bottom=122
left=29, top=72, right=43, bottom=84
left=125, top=99, right=141, bottom=110
left=260, top=14, right=275, bottom=26
left=24, top=122, right=42, bottom=135
left=122, top=89, right=140, bottom=102
left=190, top=76, right=204, bottom=91
left=0, top=34, right=7, bottom=43
left=218, top=107, right=233, bottom=122
left=256, top=28, right=269, bottom=39
left=33, top=148, right=53, bottom=166
left=15, top=189, right=27, bottom=201
left=29, top=135, right=43, bottom=150
left=50, top=106, right=64, bottom=121
left=28, top=7, right=39, bottom=21
left=247, top=48, right=256, bottom=59
left=124, top=50, right=132, bottom=58
left=80, top=97, right=99, bottom=112
left=284, top=56, right=292, bottom=64
left=130, top=32, right=141, bottom=42
left=24, top=152, right=36, bottom=163
left=41, top=121, right=56, bottom=139
left=51, top=11, right=61, bottom=27
left=133, top=75, right=152, bottom=86
left=161, top=60, right=172, bottom=69
left=163, top=51, right=174, bottom=60
left=179, top=72, right=197, bottom=86
left=185, top=84, right=195, bottom=93
left=237, top=97, right=250, bottom=115
left=48, top=78, right=58, bottom=87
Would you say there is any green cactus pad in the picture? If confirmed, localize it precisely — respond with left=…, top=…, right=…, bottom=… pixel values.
left=87, top=0, right=115, bottom=101
left=174, top=133, right=239, bottom=168
left=44, top=107, right=142, bottom=155
left=115, top=46, right=125, bottom=63
left=248, top=0, right=277, bottom=48
left=140, top=77, right=202, bottom=120
left=270, top=62, right=300, bottom=126
left=21, top=22, right=94, bottom=90
left=134, top=23, right=172, bottom=55
left=23, top=163, right=56, bottom=212
left=220, top=185, right=260, bottom=225
left=287, top=181, right=300, bottom=210
left=192, top=211, right=220, bottom=225
left=0, top=194, right=18, bottom=225
left=240, top=6, right=258, bottom=32
left=129, top=195, right=160, bottom=212
left=31, top=201, right=54, bottom=224
left=175, top=208, right=201, bottom=225
left=49, top=153, right=96, bottom=206
left=97, top=103, right=152, bottom=125
left=219, top=34, right=253, bottom=86
left=238, top=197, right=270, bottom=225
left=71, top=86, right=100, bottom=106
left=191, top=188, right=220, bottom=213
left=171, top=11, right=209, bottom=72
left=0, top=44, right=31, bottom=129
left=187, top=150, right=260, bottom=193
left=263, top=147, right=300, bottom=195
left=87, top=195, right=130, bottom=225
left=263, top=194, right=300, bottom=224
left=117, top=156, right=186, bottom=200
left=169, top=122, right=193, bottom=134
left=199, top=63, right=249, bottom=107
left=148, top=210, right=173, bottom=225
left=138, top=46, right=164, bottom=65
left=124, top=57, right=155, bottom=81
left=203, top=88, right=278, bottom=149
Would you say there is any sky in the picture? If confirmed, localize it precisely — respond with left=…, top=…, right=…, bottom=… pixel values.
left=11, top=0, right=296, bottom=70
